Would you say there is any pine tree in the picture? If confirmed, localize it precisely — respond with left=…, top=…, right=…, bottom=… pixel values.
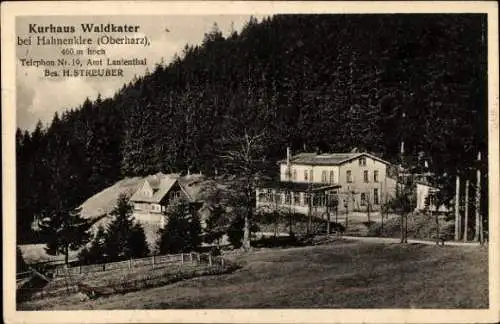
left=38, top=206, right=91, bottom=264
left=79, top=225, right=107, bottom=264
left=129, top=224, right=150, bottom=258
left=203, top=204, right=228, bottom=245
left=103, top=194, right=141, bottom=261
left=157, top=201, right=202, bottom=254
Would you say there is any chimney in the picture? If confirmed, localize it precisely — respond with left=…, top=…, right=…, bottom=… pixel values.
left=286, top=147, right=291, bottom=163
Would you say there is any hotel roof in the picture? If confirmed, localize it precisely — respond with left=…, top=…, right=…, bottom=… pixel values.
left=280, top=152, right=391, bottom=166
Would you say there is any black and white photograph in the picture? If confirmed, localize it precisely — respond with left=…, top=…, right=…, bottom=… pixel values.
left=2, top=1, right=499, bottom=323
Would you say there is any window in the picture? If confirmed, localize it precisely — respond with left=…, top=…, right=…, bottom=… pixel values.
left=285, top=192, right=292, bottom=204
left=329, top=170, right=335, bottom=183
left=374, top=170, right=379, bottom=183
left=304, top=193, right=310, bottom=206
left=359, top=157, right=366, bottom=166
left=310, top=170, right=314, bottom=182
left=292, top=169, right=297, bottom=181
left=346, top=170, right=352, bottom=183
left=373, top=188, right=379, bottom=205
left=314, top=194, right=325, bottom=207
left=321, top=170, right=327, bottom=183
left=364, top=170, right=369, bottom=183
left=304, top=170, right=308, bottom=181
left=273, top=192, right=281, bottom=204
left=360, top=193, right=367, bottom=206
left=266, top=189, right=274, bottom=202
left=293, top=193, right=300, bottom=205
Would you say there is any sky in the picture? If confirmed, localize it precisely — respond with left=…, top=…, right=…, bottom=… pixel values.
left=16, top=15, right=263, bottom=130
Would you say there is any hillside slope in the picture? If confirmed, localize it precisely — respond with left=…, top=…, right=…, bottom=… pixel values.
left=17, top=14, right=488, bottom=244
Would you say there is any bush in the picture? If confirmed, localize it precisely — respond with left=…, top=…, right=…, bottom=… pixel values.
left=367, top=213, right=455, bottom=241
left=16, top=246, right=28, bottom=273
left=227, top=216, right=244, bottom=248
left=252, top=236, right=303, bottom=248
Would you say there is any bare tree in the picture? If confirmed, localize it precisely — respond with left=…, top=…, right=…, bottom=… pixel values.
left=454, top=174, right=461, bottom=241
left=474, top=152, right=482, bottom=242
left=220, top=127, right=270, bottom=251
left=463, top=179, right=470, bottom=242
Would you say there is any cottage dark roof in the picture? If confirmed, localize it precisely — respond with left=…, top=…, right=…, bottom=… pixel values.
left=280, top=152, right=390, bottom=166
left=130, top=173, right=178, bottom=203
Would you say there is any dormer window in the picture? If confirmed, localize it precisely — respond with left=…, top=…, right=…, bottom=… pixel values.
left=359, top=157, right=366, bottom=166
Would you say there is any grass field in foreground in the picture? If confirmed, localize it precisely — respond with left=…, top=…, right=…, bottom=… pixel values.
left=19, top=241, right=488, bottom=309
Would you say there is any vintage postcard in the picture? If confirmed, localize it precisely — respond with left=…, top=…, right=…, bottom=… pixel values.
left=2, top=1, right=499, bottom=323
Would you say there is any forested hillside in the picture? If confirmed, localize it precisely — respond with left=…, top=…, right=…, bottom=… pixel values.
left=16, top=14, right=488, bottom=244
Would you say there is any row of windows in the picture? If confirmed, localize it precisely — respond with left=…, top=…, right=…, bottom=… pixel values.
left=289, top=168, right=380, bottom=184
left=258, top=190, right=338, bottom=207
left=347, top=170, right=379, bottom=183
left=259, top=189, right=380, bottom=206
left=134, top=203, right=164, bottom=212
left=290, top=169, right=337, bottom=183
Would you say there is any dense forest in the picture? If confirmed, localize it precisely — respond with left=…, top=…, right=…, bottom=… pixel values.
left=16, top=14, right=488, bottom=244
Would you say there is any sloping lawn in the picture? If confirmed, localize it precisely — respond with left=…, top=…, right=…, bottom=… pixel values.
left=19, top=241, right=488, bottom=309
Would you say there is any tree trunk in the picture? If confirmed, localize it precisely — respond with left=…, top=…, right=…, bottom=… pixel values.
left=327, top=207, right=331, bottom=235
left=65, top=244, right=69, bottom=265
left=380, top=209, right=384, bottom=232
left=474, top=152, right=481, bottom=242
left=404, top=213, right=408, bottom=243
left=433, top=209, right=440, bottom=244
left=307, top=193, right=313, bottom=235
left=367, top=199, right=371, bottom=224
left=454, top=175, right=461, bottom=241
left=463, top=179, right=469, bottom=242
left=345, top=203, right=349, bottom=231
left=400, top=214, right=405, bottom=243
left=242, top=209, right=251, bottom=251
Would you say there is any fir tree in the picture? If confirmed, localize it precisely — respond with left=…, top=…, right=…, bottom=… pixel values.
left=129, top=224, right=150, bottom=258
left=103, top=194, right=148, bottom=261
left=157, top=201, right=202, bottom=254
left=38, top=206, right=91, bottom=264
left=79, top=225, right=107, bottom=264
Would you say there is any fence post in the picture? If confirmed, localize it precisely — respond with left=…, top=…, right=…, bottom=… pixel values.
left=197, top=253, right=200, bottom=263
left=181, top=253, right=184, bottom=265
left=128, top=259, right=132, bottom=270
left=152, top=255, right=155, bottom=268
left=79, top=265, right=82, bottom=274
left=190, top=253, right=193, bottom=263
left=221, top=257, right=224, bottom=268
left=208, top=253, right=212, bottom=266
left=103, top=263, right=106, bottom=272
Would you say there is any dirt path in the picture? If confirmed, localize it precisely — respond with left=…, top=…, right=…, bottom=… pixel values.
left=341, top=235, right=484, bottom=247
